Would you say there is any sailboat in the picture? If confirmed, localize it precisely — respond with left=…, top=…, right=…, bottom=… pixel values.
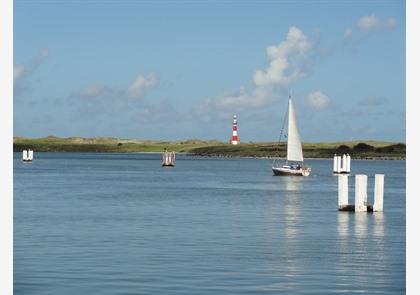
left=272, top=96, right=311, bottom=177
left=162, top=149, right=175, bottom=167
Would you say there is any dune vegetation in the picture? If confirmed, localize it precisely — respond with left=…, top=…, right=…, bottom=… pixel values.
left=13, top=136, right=405, bottom=159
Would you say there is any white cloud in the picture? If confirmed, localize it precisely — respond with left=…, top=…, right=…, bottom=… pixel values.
left=194, top=26, right=314, bottom=119
left=14, top=49, right=50, bottom=97
left=357, top=14, right=397, bottom=33
left=14, top=65, right=26, bottom=81
left=70, top=72, right=159, bottom=101
left=307, top=91, right=330, bottom=110
left=68, top=73, right=164, bottom=123
left=72, top=85, right=117, bottom=98
left=193, top=86, right=279, bottom=120
left=127, top=73, right=160, bottom=99
left=357, top=15, right=380, bottom=32
left=359, top=96, right=388, bottom=106
left=385, top=18, right=397, bottom=28
left=35, top=48, right=49, bottom=63
left=344, top=14, right=397, bottom=44
left=14, top=48, right=49, bottom=82
left=253, top=26, right=312, bottom=87
left=343, top=28, right=353, bottom=40
left=215, top=87, right=277, bottom=109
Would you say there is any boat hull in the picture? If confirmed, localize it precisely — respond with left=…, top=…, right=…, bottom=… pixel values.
left=162, top=163, right=175, bottom=167
left=272, top=166, right=311, bottom=177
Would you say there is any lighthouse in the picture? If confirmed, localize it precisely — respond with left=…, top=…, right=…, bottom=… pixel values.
left=230, top=115, right=239, bottom=145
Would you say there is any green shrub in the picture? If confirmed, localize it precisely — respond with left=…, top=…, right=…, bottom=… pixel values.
left=353, top=143, right=375, bottom=152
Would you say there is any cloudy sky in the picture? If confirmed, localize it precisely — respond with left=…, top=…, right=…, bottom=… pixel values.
left=14, top=0, right=405, bottom=142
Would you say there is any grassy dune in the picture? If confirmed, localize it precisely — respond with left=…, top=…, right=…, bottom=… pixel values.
left=13, top=136, right=218, bottom=153
left=190, top=142, right=405, bottom=159
left=13, top=136, right=405, bottom=159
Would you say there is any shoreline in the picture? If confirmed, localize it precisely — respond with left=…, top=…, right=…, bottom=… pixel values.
left=13, top=136, right=405, bottom=160
left=13, top=150, right=405, bottom=161
left=184, top=153, right=405, bottom=161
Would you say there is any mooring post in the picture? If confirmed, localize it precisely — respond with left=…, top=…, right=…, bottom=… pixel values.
left=337, top=156, right=341, bottom=173
left=338, top=174, right=349, bottom=209
left=342, top=154, right=347, bottom=173
left=355, top=174, right=368, bottom=212
left=346, top=154, right=351, bottom=173
left=333, top=155, right=338, bottom=173
left=373, top=174, right=384, bottom=212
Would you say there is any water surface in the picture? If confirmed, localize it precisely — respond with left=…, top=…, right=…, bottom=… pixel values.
left=14, top=153, right=405, bottom=294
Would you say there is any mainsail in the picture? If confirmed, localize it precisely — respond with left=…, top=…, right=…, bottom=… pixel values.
left=286, top=98, right=304, bottom=162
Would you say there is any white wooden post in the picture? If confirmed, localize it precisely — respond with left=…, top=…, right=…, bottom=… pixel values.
left=22, top=150, right=27, bottom=161
left=337, top=156, right=341, bottom=173
left=355, top=175, right=368, bottom=212
left=373, top=174, right=384, bottom=212
left=346, top=154, right=351, bottom=173
left=342, top=154, right=347, bottom=173
left=333, top=155, right=338, bottom=173
left=338, top=175, right=348, bottom=209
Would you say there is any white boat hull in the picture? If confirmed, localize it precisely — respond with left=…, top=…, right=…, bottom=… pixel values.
left=162, top=163, right=175, bottom=167
left=272, top=166, right=311, bottom=177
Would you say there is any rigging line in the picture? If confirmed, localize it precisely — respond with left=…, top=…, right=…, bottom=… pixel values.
left=272, top=102, right=289, bottom=166
left=278, top=106, right=288, bottom=143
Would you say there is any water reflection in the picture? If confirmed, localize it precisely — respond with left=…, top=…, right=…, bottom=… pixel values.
left=336, top=212, right=351, bottom=282
left=337, top=212, right=383, bottom=240
left=281, top=176, right=304, bottom=280
left=336, top=212, right=384, bottom=291
left=283, top=177, right=303, bottom=239
left=337, top=212, right=350, bottom=238
left=371, top=212, right=386, bottom=269
left=354, top=213, right=368, bottom=240
left=373, top=212, right=385, bottom=238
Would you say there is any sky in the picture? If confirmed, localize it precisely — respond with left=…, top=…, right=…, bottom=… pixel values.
left=13, top=0, right=406, bottom=142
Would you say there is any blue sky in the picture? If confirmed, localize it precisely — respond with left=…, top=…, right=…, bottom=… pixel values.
left=14, top=0, right=405, bottom=142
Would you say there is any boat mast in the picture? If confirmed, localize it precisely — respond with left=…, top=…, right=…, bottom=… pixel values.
left=286, top=96, right=291, bottom=165
left=272, top=98, right=289, bottom=167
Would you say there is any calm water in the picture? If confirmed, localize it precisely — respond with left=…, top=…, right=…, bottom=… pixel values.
left=14, top=153, right=405, bottom=294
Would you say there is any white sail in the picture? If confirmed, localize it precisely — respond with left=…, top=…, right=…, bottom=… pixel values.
left=286, top=98, right=304, bottom=162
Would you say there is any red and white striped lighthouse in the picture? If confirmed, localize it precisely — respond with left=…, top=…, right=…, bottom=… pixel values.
left=230, top=115, right=239, bottom=145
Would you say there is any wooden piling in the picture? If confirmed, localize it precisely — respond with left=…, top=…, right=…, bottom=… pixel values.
left=346, top=154, right=351, bottom=173
left=337, top=156, right=341, bottom=173
left=333, top=155, right=338, bottom=173
left=355, top=174, right=368, bottom=212
left=342, top=154, right=348, bottom=173
left=338, top=174, right=383, bottom=213
left=373, top=174, right=384, bottom=212
left=338, top=175, right=348, bottom=209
